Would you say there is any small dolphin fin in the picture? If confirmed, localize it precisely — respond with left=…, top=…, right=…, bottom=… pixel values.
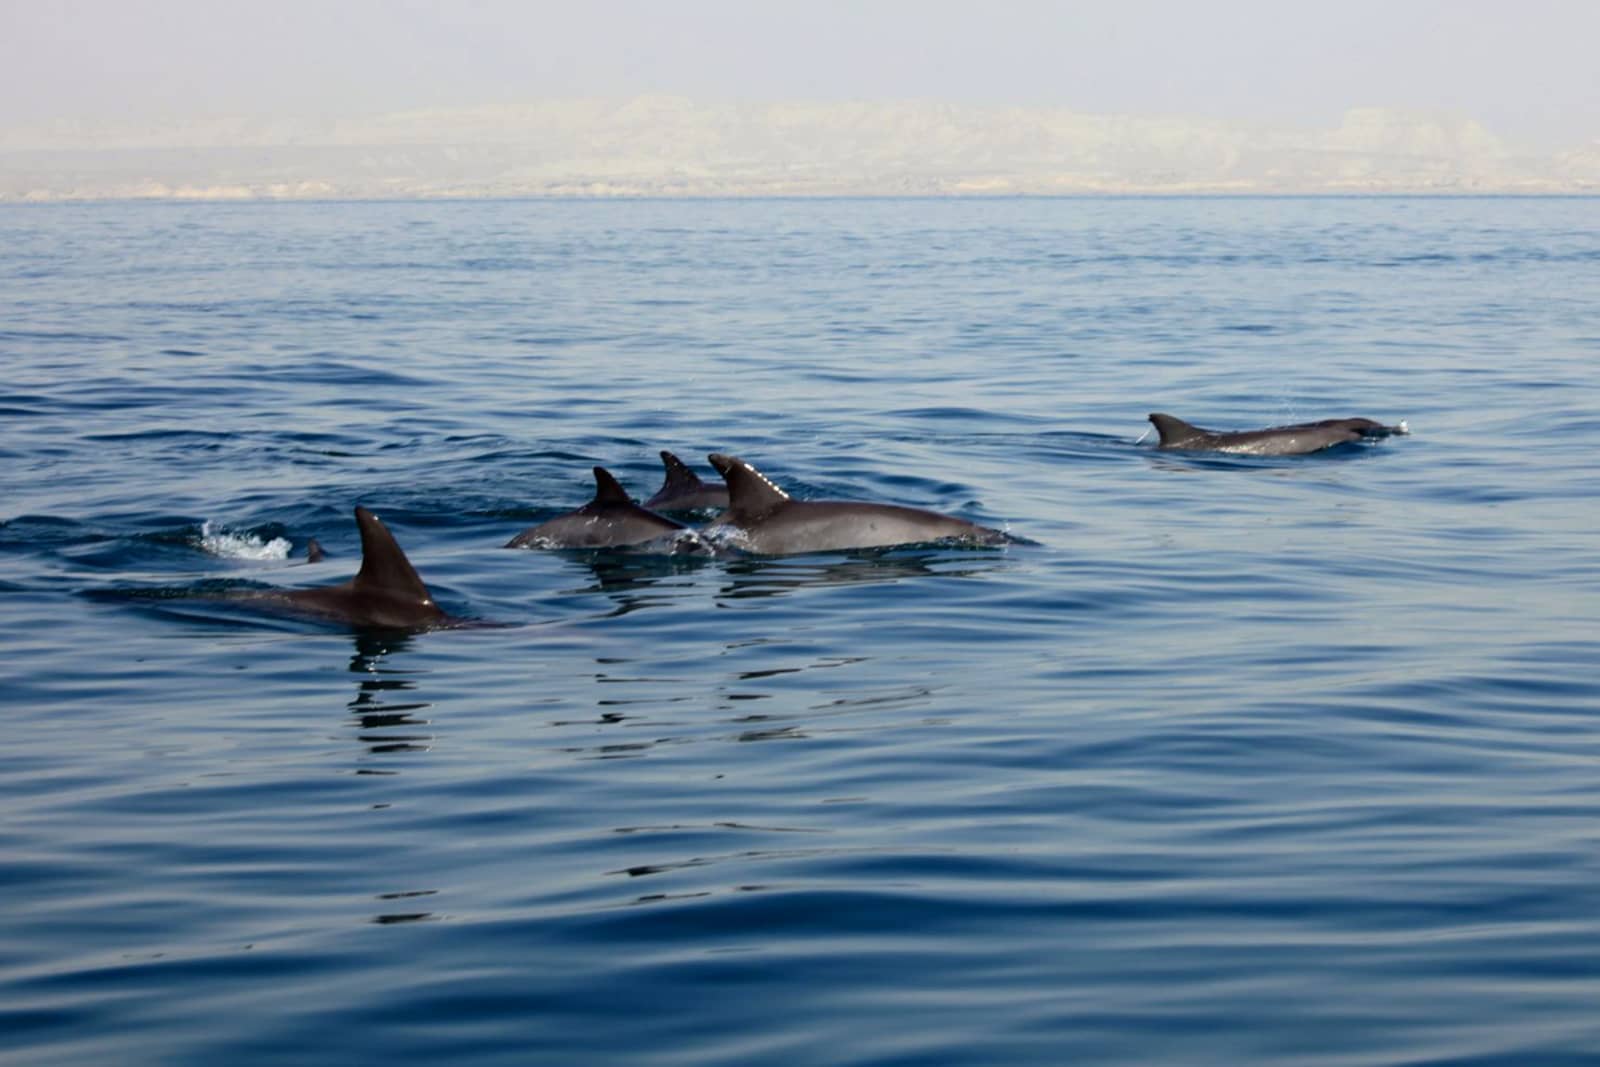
left=707, top=453, right=790, bottom=515
left=591, top=466, right=633, bottom=505
left=658, top=450, right=705, bottom=493
left=351, top=507, right=434, bottom=602
left=305, top=537, right=325, bottom=563
left=1147, top=413, right=1205, bottom=446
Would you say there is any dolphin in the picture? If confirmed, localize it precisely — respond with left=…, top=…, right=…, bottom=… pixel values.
left=305, top=537, right=326, bottom=563
left=700, top=453, right=1011, bottom=555
left=643, top=450, right=730, bottom=513
left=1147, top=413, right=1410, bottom=456
left=256, top=507, right=447, bottom=629
left=506, top=466, right=688, bottom=549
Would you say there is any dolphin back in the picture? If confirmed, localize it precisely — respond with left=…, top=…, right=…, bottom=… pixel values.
left=702, top=453, right=1009, bottom=554
left=707, top=453, right=791, bottom=520
left=1149, top=412, right=1409, bottom=455
left=591, top=467, right=633, bottom=505
left=351, top=507, right=435, bottom=603
left=268, top=507, right=446, bottom=629
left=656, top=451, right=703, bottom=493
left=507, top=466, right=686, bottom=549
left=645, top=451, right=730, bottom=511
left=1148, top=413, right=1210, bottom=448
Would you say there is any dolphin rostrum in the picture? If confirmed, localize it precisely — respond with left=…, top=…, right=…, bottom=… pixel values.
left=1147, top=413, right=1410, bottom=456
left=700, top=453, right=1011, bottom=555
left=260, top=507, right=447, bottom=629
left=643, top=450, right=730, bottom=513
left=506, top=466, right=688, bottom=549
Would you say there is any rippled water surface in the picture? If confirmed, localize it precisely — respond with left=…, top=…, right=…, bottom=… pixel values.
left=4, top=196, right=1599, bottom=1065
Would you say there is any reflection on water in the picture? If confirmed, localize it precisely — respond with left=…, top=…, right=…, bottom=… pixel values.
left=346, top=632, right=433, bottom=757
left=1143, top=443, right=1388, bottom=474
left=563, top=545, right=1013, bottom=618
left=373, top=889, right=440, bottom=925
left=567, top=551, right=714, bottom=617
left=344, top=632, right=442, bottom=923
left=716, top=550, right=1011, bottom=600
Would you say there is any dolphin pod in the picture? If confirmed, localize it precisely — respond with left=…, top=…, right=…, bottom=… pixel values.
left=201, top=410, right=1408, bottom=629
left=509, top=452, right=1010, bottom=555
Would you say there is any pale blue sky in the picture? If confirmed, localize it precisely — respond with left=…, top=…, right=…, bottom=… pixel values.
left=4, top=0, right=1596, bottom=148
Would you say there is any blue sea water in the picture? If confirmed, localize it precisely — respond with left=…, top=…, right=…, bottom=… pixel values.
left=2, top=195, right=1599, bottom=1066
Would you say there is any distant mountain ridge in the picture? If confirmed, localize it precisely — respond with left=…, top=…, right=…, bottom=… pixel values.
left=3, top=96, right=1596, bottom=200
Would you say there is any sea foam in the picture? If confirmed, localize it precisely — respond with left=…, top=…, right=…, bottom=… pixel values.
left=198, top=520, right=292, bottom=561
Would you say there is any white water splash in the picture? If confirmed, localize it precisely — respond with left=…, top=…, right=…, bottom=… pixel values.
left=696, top=526, right=755, bottom=554
left=198, top=520, right=292, bottom=561
left=656, top=529, right=716, bottom=556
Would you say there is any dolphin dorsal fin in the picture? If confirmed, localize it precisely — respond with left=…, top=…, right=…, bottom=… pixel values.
left=351, top=507, right=434, bottom=602
left=708, top=453, right=790, bottom=516
left=658, top=450, right=704, bottom=493
left=1148, top=413, right=1206, bottom=446
left=591, top=467, right=633, bottom=505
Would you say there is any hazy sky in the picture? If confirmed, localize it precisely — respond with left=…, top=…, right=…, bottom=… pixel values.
left=4, top=0, right=1597, bottom=149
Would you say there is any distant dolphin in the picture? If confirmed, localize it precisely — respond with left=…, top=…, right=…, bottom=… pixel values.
left=506, top=467, right=688, bottom=549
left=700, top=453, right=1011, bottom=555
left=254, top=507, right=448, bottom=629
left=305, top=537, right=326, bottom=563
left=1147, top=413, right=1410, bottom=456
left=643, top=450, right=730, bottom=513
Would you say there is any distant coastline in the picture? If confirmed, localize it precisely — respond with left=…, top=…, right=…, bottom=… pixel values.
left=4, top=96, right=1596, bottom=202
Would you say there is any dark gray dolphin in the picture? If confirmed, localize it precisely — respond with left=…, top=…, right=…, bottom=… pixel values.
left=643, top=450, right=730, bottom=513
left=506, top=467, right=687, bottom=549
left=260, top=507, right=447, bottom=629
left=305, top=537, right=326, bottom=563
left=1147, top=413, right=1410, bottom=456
left=700, top=453, right=1011, bottom=555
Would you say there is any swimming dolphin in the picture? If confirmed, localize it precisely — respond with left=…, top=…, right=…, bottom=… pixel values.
left=700, top=453, right=1011, bottom=555
left=258, top=507, right=447, bottom=629
left=643, top=450, right=730, bottom=513
left=1147, top=413, right=1410, bottom=456
left=305, top=537, right=326, bottom=563
left=506, top=466, right=687, bottom=549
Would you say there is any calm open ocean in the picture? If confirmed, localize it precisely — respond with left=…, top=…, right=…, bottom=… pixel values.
left=3, top=196, right=1599, bottom=1065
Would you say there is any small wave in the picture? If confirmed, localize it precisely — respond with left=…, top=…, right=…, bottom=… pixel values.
left=197, top=520, right=291, bottom=561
